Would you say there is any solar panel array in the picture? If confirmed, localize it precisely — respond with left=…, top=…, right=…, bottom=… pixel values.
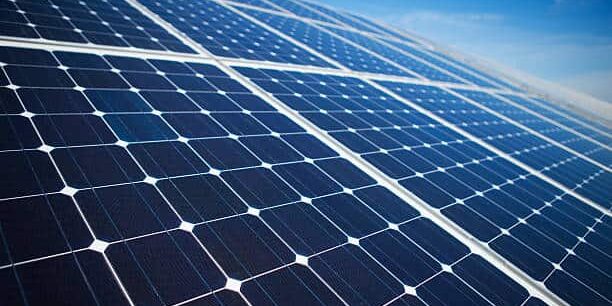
left=0, top=0, right=610, bottom=306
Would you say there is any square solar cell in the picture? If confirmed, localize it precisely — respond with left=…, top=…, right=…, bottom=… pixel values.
left=107, top=231, right=226, bottom=305
left=194, top=215, right=295, bottom=279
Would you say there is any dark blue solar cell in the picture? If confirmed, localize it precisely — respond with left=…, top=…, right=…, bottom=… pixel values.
left=229, top=93, right=275, bottom=111
left=140, top=91, right=199, bottom=111
left=330, top=131, right=378, bottom=153
left=168, top=74, right=215, bottom=91
left=108, top=231, right=225, bottom=306
left=313, top=193, right=387, bottom=237
left=273, top=162, right=342, bottom=198
left=426, top=172, right=474, bottom=199
left=399, top=177, right=455, bottom=208
left=187, top=92, right=241, bottom=111
left=52, top=145, right=144, bottom=188
left=354, top=186, right=420, bottom=223
left=486, top=189, right=532, bottom=218
left=261, top=203, right=346, bottom=255
left=55, top=51, right=110, bottom=69
left=361, top=230, right=441, bottom=285
left=188, top=63, right=227, bottom=77
left=212, top=113, right=269, bottom=135
left=190, top=138, right=260, bottom=170
left=363, top=152, right=415, bottom=179
left=163, top=113, right=228, bottom=138
left=510, top=224, right=566, bottom=262
left=528, top=215, right=578, bottom=248
left=157, top=174, right=247, bottom=223
left=106, top=56, right=155, bottom=72
left=561, top=256, right=612, bottom=300
left=546, top=270, right=608, bottom=306
left=1, top=116, right=40, bottom=150
left=448, top=167, right=491, bottom=191
left=74, top=183, right=179, bottom=241
left=105, top=114, right=177, bottom=142
left=302, top=112, right=346, bottom=130
left=34, top=115, right=117, bottom=146
left=454, top=255, right=530, bottom=306
left=465, top=196, right=517, bottom=229
left=489, top=235, right=553, bottom=281
left=0, top=88, right=23, bottom=114
left=14, top=252, right=129, bottom=306
left=6, top=66, right=74, bottom=87
left=282, top=134, right=338, bottom=159
left=122, top=71, right=176, bottom=90
left=0, top=268, right=24, bottom=305
left=254, top=112, right=305, bottom=133
left=240, top=135, right=303, bottom=163
left=400, top=218, right=469, bottom=264
left=315, top=158, right=377, bottom=189
left=243, top=265, right=344, bottom=306
left=417, top=272, right=490, bottom=306
left=391, top=150, right=436, bottom=173
left=69, top=69, right=130, bottom=89
left=85, top=90, right=151, bottom=112
left=129, top=141, right=209, bottom=178
left=194, top=215, right=295, bottom=279
left=442, top=204, right=500, bottom=241
left=0, top=194, right=92, bottom=262
left=19, top=88, right=93, bottom=113
left=149, top=59, right=193, bottom=74
left=0, top=47, right=57, bottom=65
left=0, top=150, right=63, bottom=199
left=221, top=167, right=299, bottom=208
left=207, top=76, right=250, bottom=92
left=310, top=245, right=404, bottom=305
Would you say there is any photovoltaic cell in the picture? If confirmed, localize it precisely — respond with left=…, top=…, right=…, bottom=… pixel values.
left=0, top=0, right=194, bottom=53
left=238, top=66, right=612, bottom=305
left=137, top=0, right=334, bottom=67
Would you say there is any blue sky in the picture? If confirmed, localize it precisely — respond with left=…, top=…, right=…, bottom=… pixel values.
left=323, top=0, right=612, bottom=102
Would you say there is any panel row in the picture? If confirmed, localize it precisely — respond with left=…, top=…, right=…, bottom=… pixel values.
left=0, top=46, right=542, bottom=306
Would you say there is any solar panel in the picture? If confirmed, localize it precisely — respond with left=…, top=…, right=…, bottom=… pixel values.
left=0, top=0, right=194, bottom=53
left=322, top=25, right=466, bottom=84
left=137, top=0, right=334, bottom=67
left=237, top=67, right=611, bottom=305
left=381, top=39, right=504, bottom=89
left=238, top=8, right=415, bottom=77
left=1, top=0, right=610, bottom=305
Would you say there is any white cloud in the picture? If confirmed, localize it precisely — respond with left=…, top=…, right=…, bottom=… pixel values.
left=556, top=70, right=612, bottom=103
left=390, top=10, right=504, bottom=29
left=383, top=10, right=612, bottom=105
